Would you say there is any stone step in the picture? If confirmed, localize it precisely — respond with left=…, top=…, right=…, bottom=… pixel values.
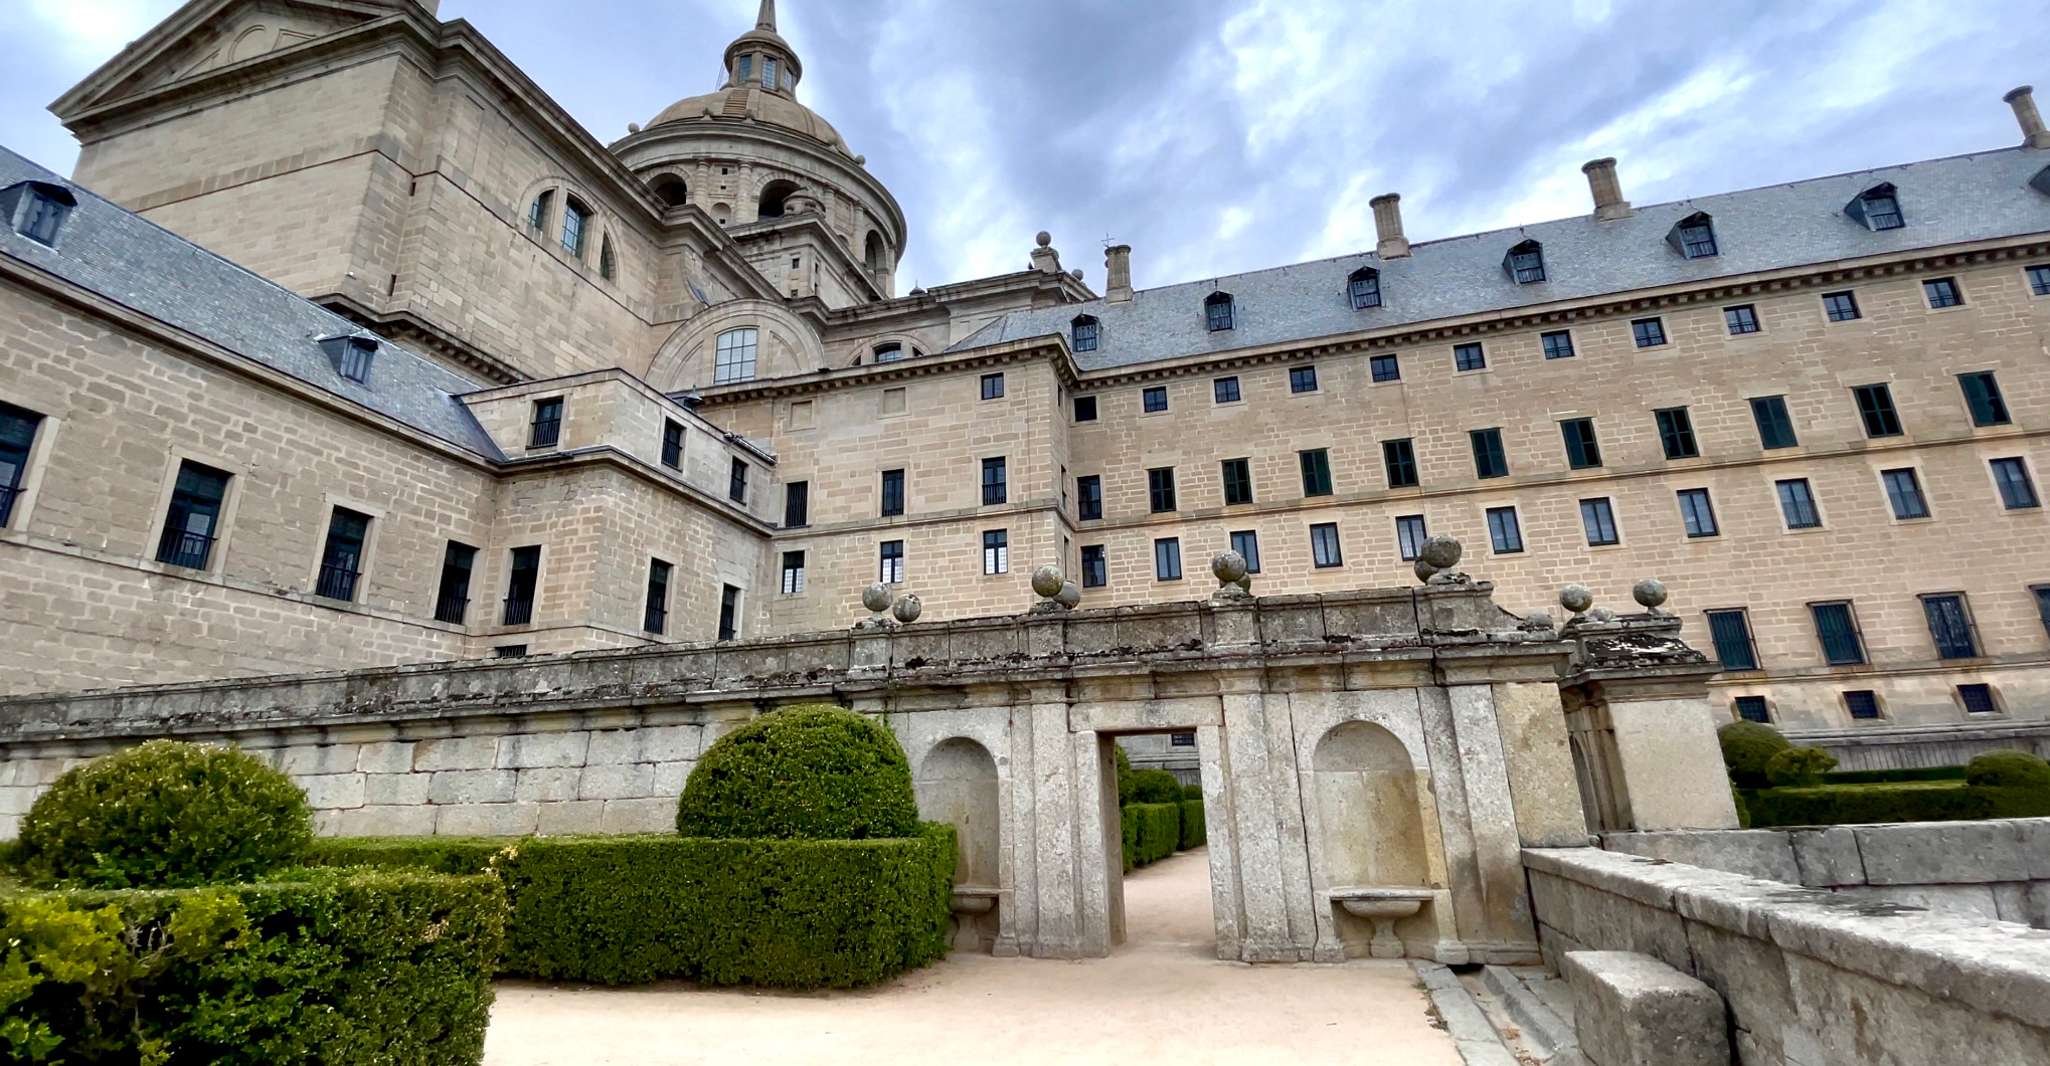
left=1415, top=962, right=1522, bottom=1066
left=1482, top=964, right=1579, bottom=1061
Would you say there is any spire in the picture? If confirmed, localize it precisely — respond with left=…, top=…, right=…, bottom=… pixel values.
left=723, top=0, right=801, bottom=94
left=756, top=0, right=776, bottom=30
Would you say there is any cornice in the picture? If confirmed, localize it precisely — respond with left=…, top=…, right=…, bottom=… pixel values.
left=688, top=337, right=1079, bottom=404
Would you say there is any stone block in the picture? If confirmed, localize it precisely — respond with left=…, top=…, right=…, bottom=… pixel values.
left=1846, top=884, right=2001, bottom=922
left=0, top=814, right=19, bottom=841
left=296, top=772, right=366, bottom=810
left=355, top=741, right=414, bottom=774
left=1854, top=821, right=2032, bottom=885
left=584, top=729, right=641, bottom=765
left=363, top=772, right=431, bottom=806
left=536, top=800, right=606, bottom=835
left=638, top=725, right=703, bottom=763
left=600, top=797, right=673, bottom=834
left=1564, top=950, right=1730, bottom=1066
left=414, top=736, right=497, bottom=771
left=1990, top=882, right=2050, bottom=929
left=515, top=767, right=582, bottom=802
left=334, top=804, right=437, bottom=837
left=0, top=786, right=36, bottom=816
left=578, top=763, right=653, bottom=801
left=1787, top=827, right=1863, bottom=887
left=435, top=802, right=539, bottom=837
left=1604, top=829, right=1799, bottom=884
left=277, top=744, right=360, bottom=775
left=649, top=760, right=693, bottom=795
left=2017, top=819, right=2050, bottom=880
left=496, top=732, right=590, bottom=769
left=429, top=769, right=516, bottom=804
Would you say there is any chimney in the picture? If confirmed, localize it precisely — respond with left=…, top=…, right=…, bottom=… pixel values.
left=1369, top=194, right=1410, bottom=259
left=2006, top=85, right=2050, bottom=149
left=1105, top=244, right=1134, bottom=302
left=1582, top=158, right=1632, bottom=220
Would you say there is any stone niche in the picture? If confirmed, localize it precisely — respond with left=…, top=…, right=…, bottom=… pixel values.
left=914, top=736, right=1003, bottom=951
left=1305, top=720, right=1443, bottom=959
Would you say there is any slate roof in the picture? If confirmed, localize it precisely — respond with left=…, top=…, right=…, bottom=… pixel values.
left=0, top=147, right=504, bottom=460
left=951, top=146, right=2050, bottom=372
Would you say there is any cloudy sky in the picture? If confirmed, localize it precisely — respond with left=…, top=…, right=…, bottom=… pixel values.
left=3, top=0, right=2047, bottom=292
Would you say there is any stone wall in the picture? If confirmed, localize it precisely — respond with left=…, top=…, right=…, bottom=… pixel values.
left=1603, top=822, right=2050, bottom=929
left=1788, top=718, right=2050, bottom=771
left=1524, top=846, right=2050, bottom=1064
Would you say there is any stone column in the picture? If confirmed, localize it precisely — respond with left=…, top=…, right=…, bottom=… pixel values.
left=1438, top=667, right=1540, bottom=961
left=1014, top=681, right=1087, bottom=958
left=1214, top=669, right=1316, bottom=961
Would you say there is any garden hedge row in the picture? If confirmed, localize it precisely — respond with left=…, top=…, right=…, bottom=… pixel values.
left=1121, top=803, right=1180, bottom=871
left=0, top=867, right=503, bottom=1065
left=1178, top=799, right=1206, bottom=850
left=309, top=825, right=955, bottom=988
left=1741, top=782, right=2050, bottom=827
left=1823, top=766, right=1967, bottom=785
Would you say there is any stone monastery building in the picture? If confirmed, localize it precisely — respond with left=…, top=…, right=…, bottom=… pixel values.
left=3, top=0, right=2050, bottom=738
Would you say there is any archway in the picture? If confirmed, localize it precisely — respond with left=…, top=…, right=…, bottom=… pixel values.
left=863, top=231, right=887, bottom=273
left=651, top=174, right=688, bottom=208
left=757, top=179, right=799, bottom=219
left=915, top=737, right=1000, bottom=951
left=1103, top=729, right=1213, bottom=958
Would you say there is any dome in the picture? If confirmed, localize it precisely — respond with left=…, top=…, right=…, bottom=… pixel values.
left=646, top=86, right=849, bottom=155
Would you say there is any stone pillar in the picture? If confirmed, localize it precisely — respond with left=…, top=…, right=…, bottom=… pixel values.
left=1214, top=670, right=1317, bottom=962
left=1440, top=673, right=1540, bottom=960
left=1104, top=245, right=1133, bottom=302
left=1559, top=616, right=1737, bottom=832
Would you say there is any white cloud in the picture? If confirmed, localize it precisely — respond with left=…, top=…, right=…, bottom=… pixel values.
left=26, top=0, right=171, bottom=63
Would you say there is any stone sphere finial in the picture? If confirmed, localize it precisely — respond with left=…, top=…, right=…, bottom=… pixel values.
left=1056, top=581, right=1082, bottom=609
left=892, top=594, right=922, bottom=624
left=1559, top=584, right=1594, bottom=615
left=1031, top=565, right=1066, bottom=598
left=862, top=583, right=893, bottom=614
left=1419, top=536, right=1463, bottom=570
left=1069, top=267, right=1084, bottom=280
left=1414, top=558, right=1440, bottom=583
left=1235, top=574, right=1252, bottom=593
left=627, top=122, right=642, bottom=134
left=1632, top=578, right=1669, bottom=612
left=1211, top=550, right=1248, bottom=586
left=1035, top=231, right=1053, bottom=248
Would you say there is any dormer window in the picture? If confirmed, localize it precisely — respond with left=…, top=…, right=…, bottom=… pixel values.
left=1204, top=291, right=1235, bottom=332
left=762, top=57, right=778, bottom=90
left=1848, top=183, right=1904, bottom=231
left=318, top=333, right=379, bottom=384
left=1347, top=267, right=1382, bottom=309
left=527, top=190, right=552, bottom=234
left=562, top=198, right=591, bottom=257
left=1071, top=315, right=1099, bottom=352
left=3, top=182, right=77, bottom=246
left=873, top=343, right=905, bottom=364
left=2030, top=165, right=2050, bottom=197
left=1670, top=212, right=1718, bottom=258
left=1505, top=240, right=1546, bottom=284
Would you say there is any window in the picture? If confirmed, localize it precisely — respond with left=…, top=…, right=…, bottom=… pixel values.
left=1220, top=459, right=1254, bottom=506
left=1310, top=522, right=1344, bottom=568
left=1734, top=696, right=1770, bottom=723
left=599, top=237, right=616, bottom=281
left=737, top=54, right=753, bottom=82
left=1852, top=384, right=1902, bottom=437
left=880, top=469, right=905, bottom=517
left=717, top=584, right=740, bottom=641
left=2037, top=585, right=2050, bottom=639
left=0, top=402, right=44, bottom=528
left=1655, top=407, right=1699, bottom=460
left=495, top=644, right=529, bottom=659
left=561, top=199, right=591, bottom=256
left=1777, top=478, right=1822, bottom=529
left=1677, top=488, right=1719, bottom=537
left=1470, top=428, right=1508, bottom=479
left=1383, top=439, right=1418, bottom=488
left=1395, top=515, right=1428, bottom=561
left=155, top=460, right=231, bottom=569
left=780, top=550, right=806, bottom=595
left=1822, top=290, right=1862, bottom=322
left=714, top=328, right=758, bottom=383
left=1854, top=185, right=1903, bottom=231
left=1673, top=213, right=1718, bottom=258
left=1923, top=277, right=1963, bottom=309
left=1992, top=457, right=2040, bottom=509
left=327, top=335, right=376, bottom=384
left=8, top=182, right=75, bottom=245
left=1882, top=468, right=1929, bottom=519
left=727, top=459, right=748, bottom=504
left=2029, top=264, right=2050, bottom=296
left=980, top=373, right=1005, bottom=400
left=1204, top=291, right=1235, bottom=331
left=1506, top=240, right=1546, bottom=284
left=1724, top=305, right=1760, bottom=335
left=1580, top=498, right=1619, bottom=546
left=1143, top=386, right=1168, bottom=413
left=1921, top=593, right=1979, bottom=659
left=528, top=397, right=562, bottom=448
left=1958, top=684, right=1999, bottom=715
left=1959, top=372, right=2010, bottom=427
left=1750, top=396, right=1799, bottom=449
left=1080, top=545, right=1107, bottom=588
left=503, top=546, right=540, bottom=625
left=1705, top=610, right=1759, bottom=671
left=315, top=507, right=371, bottom=602
left=1154, top=537, right=1183, bottom=580
left=1071, top=315, right=1099, bottom=352
left=1540, top=331, right=1575, bottom=360
left=434, top=542, right=477, bottom=625
left=1074, top=395, right=1098, bottom=422
left=1230, top=530, right=1261, bottom=573
left=1213, top=376, right=1241, bottom=404
left=526, top=190, right=552, bottom=233
left=1148, top=467, right=1177, bottom=513
left=643, top=559, right=672, bottom=635
left=1369, top=354, right=1401, bottom=382
left=1077, top=474, right=1103, bottom=520
left=1560, top=418, right=1601, bottom=469
left=1348, top=268, right=1382, bottom=309
left=879, top=540, right=905, bottom=584
left=1290, top=365, right=1319, bottom=393
left=1299, top=449, right=1333, bottom=497
left=1844, top=690, right=1882, bottom=720
left=872, top=343, right=906, bottom=364
left=982, top=457, right=1008, bottom=505
left=1810, top=602, right=1866, bottom=665
left=983, top=529, right=1009, bottom=575
left=1486, top=507, right=1523, bottom=554
left=1171, top=731, right=1196, bottom=747
left=761, top=56, right=778, bottom=89
left=783, top=481, right=809, bottom=527
left=1631, top=318, right=1668, bottom=348
left=1453, top=342, right=1487, bottom=371
left=660, top=419, right=683, bottom=469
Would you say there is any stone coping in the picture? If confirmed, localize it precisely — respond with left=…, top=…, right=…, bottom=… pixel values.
left=1522, top=846, right=2050, bottom=1032
left=1604, top=819, right=2050, bottom=888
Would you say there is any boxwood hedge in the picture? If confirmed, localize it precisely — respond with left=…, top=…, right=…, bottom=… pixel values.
left=675, top=704, right=919, bottom=841
left=1178, top=799, right=1206, bottom=850
left=1742, top=780, right=2050, bottom=827
left=1123, top=803, right=1180, bottom=870
left=0, top=867, right=503, bottom=1065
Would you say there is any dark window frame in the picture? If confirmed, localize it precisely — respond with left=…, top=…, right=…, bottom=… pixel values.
left=1213, top=376, right=1241, bottom=404
left=1734, top=696, right=1771, bottom=723
left=1560, top=418, right=1602, bottom=469
left=1078, top=474, right=1103, bottom=520
left=728, top=458, right=749, bottom=504
left=528, top=396, right=563, bottom=448
left=981, top=456, right=1008, bottom=506
left=1485, top=506, right=1524, bottom=554
left=1882, top=467, right=1930, bottom=520
left=155, top=460, right=232, bottom=570
left=1654, top=407, right=1699, bottom=460
left=1540, top=330, right=1575, bottom=360
left=1750, top=396, right=1799, bottom=449
left=1073, top=395, right=1099, bottom=422
left=1220, top=459, right=1254, bottom=506
left=1383, top=438, right=1419, bottom=488
left=1147, top=466, right=1178, bottom=513
left=1071, top=315, right=1099, bottom=352
left=1822, top=290, right=1862, bottom=322
left=1369, top=354, right=1401, bottom=383
left=1776, top=478, right=1823, bottom=529
left=880, top=469, right=906, bottom=517
left=1348, top=268, right=1382, bottom=310
left=783, top=481, right=809, bottom=528
left=643, top=558, right=672, bottom=635
left=1957, top=684, right=1999, bottom=715
left=1705, top=609, right=1760, bottom=671
left=1677, top=487, right=1719, bottom=538
left=1580, top=497, right=1620, bottom=546
left=980, top=372, right=1006, bottom=400
left=1506, top=240, right=1546, bottom=284
left=1204, top=291, right=1236, bottom=331
left=1844, top=690, right=1883, bottom=720
left=1395, top=514, right=1429, bottom=561
left=1724, top=304, right=1760, bottom=335
left=717, top=584, right=740, bottom=642
left=1154, top=537, right=1183, bottom=581
left=1675, top=215, right=1718, bottom=258
left=1631, top=317, right=1668, bottom=348
left=1991, top=457, right=2040, bottom=510
left=1309, top=522, right=1344, bottom=568
left=2028, top=264, right=2050, bottom=297
left=1469, top=428, right=1508, bottom=479
left=1142, top=386, right=1169, bottom=413
left=503, top=545, right=541, bottom=625
left=660, top=419, right=684, bottom=469
left=1298, top=448, right=1333, bottom=497
left=434, top=541, right=477, bottom=625
left=1080, top=544, right=1107, bottom=588
left=1959, top=372, right=2010, bottom=427
left=314, top=507, right=371, bottom=603
left=1852, top=383, right=1903, bottom=438
left=982, top=529, right=1010, bottom=576
left=1289, top=365, right=1320, bottom=393
left=1923, top=277, right=1964, bottom=309
left=1920, top=593, right=1981, bottom=660
left=878, top=540, right=905, bottom=584
left=1809, top=601, right=1867, bottom=666
left=1453, top=342, right=1487, bottom=372
left=0, top=401, right=40, bottom=529
left=780, top=550, right=807, bottom=595
left=1229, top=529, right=1261, bottom=573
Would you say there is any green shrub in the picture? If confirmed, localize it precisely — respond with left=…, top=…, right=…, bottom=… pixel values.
left=1826, top=766, right=1966, bottom=784
left=17, top=740, right=313, bottom=889
left=1743, top=781, right=2050, bottom=827
left=1182, top=783, right=1204, bottom=801
left=305, top=835, right=512, bottom=875
left=1718, top=721, right=1791, bottom=789
left=0, top=867, right=503, bottom=1064
left=1123, top=803, right=1180, bottom=868
left=1178, top=799, right=1206, bottom=850
left=1765, top=746, right=1838, bottom=787
left=676, top=705, right=919, bottom=840
left=1114, top=746, right=1136, bottom=805
left=1965, top=750, right=2050, bottom=790
left=1731, top=786, right=1750, bottom=829
left=1130, top=768, right=1183, bottom=804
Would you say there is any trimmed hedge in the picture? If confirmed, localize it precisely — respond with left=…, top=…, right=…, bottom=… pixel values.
left=1966, top=750, right=2050, bottom=789
left=1825, top=766, right=1966, bottom=784
left=305, top=835, right=510, bottom=875
left=1124, top=803, right=1180, bottom=870
left=309, top=826, right=956, bottom=989
left=676, top=704, right=919, bottom=841
left=1182, top=784, right=1204, bottom=801
left=1114, top=746, right=1137, bottom=805
left=1765, top=746, right=1838, bottom=787
left=0, top=867, right=503, bottom=1064
left=1718, top=722, right=1790, bottom=789
left=1742, top=781, right=2050, bottom=827
left=1129, top=769, right=1184, bottom=804
left=1178, top=799, right=1206, bottom=850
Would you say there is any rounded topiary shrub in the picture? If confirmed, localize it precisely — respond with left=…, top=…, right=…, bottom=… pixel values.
left=1719, top=721, right=1791, bottom=789
left=17, top=739, right=314, bottom=888
left=1130, top=768, right=1183, bottom=804
left=1965, top=750, right=2050, bottom=790
left=1765, top=746, right=1838, bottom=787
left=676, top=704, right=919, bottom=840
left=1183, top=783, right=1205, bottom=801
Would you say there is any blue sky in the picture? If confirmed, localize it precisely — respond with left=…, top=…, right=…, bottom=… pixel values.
left=3, top=0, right=2047, bottom=293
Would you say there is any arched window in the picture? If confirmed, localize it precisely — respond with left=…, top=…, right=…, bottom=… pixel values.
left=758, top=180, right=799, bottom=219
left=1504, top=239, right=1546, bottom=284
left=651, top=175, right=688, bottom=208
left=561, top=197, right=592, bottom=257
left=872, top=343, right=905, bottom=364
left=1347, top=267, right=1382, bottom=309
left=526, top=190, right=553, bottom=234
left=714, top=328, right=759, bottom=384
left=864, top=232, right=887, bottom=274
left=711, top=203, right=731, bottom=226
left=1668, top=212, right=1718, bottom=258
left=1070, top=314, right=1099, bottom=352
left=599, top=236, right=617, bottom=281
left=1848, top=183, right=1903, bottom=231
left=1204, top=291, right=1235, bottom=332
